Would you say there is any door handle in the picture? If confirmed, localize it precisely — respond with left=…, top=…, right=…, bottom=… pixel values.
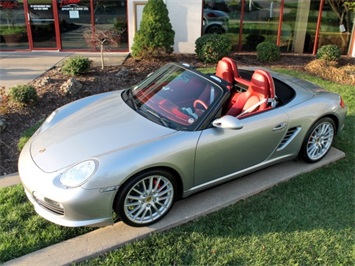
left=273, top=122, right=287, bottom=131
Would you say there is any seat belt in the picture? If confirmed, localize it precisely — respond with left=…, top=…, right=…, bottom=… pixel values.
left=237, top=98, right=275, bottom=118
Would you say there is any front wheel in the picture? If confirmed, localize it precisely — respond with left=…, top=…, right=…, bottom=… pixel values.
left=205, top=25, right=225, bottom=34
left=114, top=169, right=177, bottom=227
left=300, top=118, right=335, bottom=163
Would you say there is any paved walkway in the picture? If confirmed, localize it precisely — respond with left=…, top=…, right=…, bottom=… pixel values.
left=2, top=148, right=345, bottom=265
left=0, top=51, right=128, bottom=90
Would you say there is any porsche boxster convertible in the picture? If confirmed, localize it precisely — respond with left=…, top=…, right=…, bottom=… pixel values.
left=18, top=57, right=347, bottom=227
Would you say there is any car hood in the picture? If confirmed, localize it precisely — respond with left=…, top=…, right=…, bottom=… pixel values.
left=30, top=92, right=175, bottom=173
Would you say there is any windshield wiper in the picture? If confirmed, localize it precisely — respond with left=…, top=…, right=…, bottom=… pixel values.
left=140, top=106, right=172, bottom=128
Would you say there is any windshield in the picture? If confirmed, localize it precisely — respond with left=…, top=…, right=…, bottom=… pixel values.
left=129, top=63, right=223, bottom=130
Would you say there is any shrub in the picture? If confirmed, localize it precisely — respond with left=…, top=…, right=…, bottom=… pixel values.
left=0, top=26, right=27, bottom=35
left=316, top=44, right=341, bottom=61
left=131, top=0, right=175, bottom=58
left=9, top=84, right=38, bottom=105
left=256, top=41, right=280, bottom=62
left=61, top=56, right=92, bottom=76
left=195, top=34, right=232, bottom=63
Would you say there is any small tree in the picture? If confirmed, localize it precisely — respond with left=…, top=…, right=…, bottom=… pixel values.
left=131, top=0, right=175, bottom=58
left=84, top=19, right=127, bottom=69
left=326, top=0, right=354, bottom=33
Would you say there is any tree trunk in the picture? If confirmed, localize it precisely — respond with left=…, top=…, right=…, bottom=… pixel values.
left=100, top=44, right=105, bottom=70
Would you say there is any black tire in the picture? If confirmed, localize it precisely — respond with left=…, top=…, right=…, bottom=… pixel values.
left=300, top=117, right=335, bottom=163
left=205, top=25, right=225, bottom=34
left=114, top=169, right=177, bottom=227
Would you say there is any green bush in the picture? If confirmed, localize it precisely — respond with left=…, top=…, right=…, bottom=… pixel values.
left=9, top=85, right=38, bottom=105
left=131, top=0, right=175, bottom=58
left=316, top=44, right=341, bottom=61
left=256, top=41, right=281, bottom=62
left=195, top=34, right=232, bottom=63
left=61, top=56, right=92, bottom=76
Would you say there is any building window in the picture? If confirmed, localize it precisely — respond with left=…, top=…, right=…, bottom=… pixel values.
left=0, top=0, right=29, bottom=50
left=58, top=0, right=92, bottom=49
left=318, top=1, right=354, bottom=54
left=0, top=0, right=128, bottom=51
left=92, top=0, right=127, bottom=50
left=201, top=0, right=354, bottom=55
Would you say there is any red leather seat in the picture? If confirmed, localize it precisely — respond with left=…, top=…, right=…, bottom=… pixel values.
left=226, top=69, right=275, bottom=117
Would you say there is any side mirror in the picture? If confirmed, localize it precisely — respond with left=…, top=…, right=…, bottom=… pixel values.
left=212, top=115, right=244, bottom=130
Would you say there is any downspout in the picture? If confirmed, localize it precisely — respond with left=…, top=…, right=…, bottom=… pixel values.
left=238, top=0, right=245, bottom=51
left=276, top=0, right=285, bottom=46
left=313, top=0, right=324, bottom=55
left=349, top=18, right=355, bottom=57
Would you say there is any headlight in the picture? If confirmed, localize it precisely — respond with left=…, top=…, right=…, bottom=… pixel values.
left=60, top=160, right=97, bottom=188
left=36, top=110, right=57, bottom=134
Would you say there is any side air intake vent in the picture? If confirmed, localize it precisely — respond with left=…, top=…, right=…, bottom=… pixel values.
left=277, top=127, right=301, bottom=151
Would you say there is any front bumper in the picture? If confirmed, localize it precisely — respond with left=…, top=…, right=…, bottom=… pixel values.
left=19, top=142, right=117, bottom=227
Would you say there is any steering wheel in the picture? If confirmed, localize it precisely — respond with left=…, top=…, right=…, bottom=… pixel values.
left=193, top=99, right=208, bottom=110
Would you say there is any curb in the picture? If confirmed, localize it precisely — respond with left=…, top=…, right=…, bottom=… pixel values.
left=0, top=172, right=20, bottom=188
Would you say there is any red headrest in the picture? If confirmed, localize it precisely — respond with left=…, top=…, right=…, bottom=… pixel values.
left=216, top=60, right=234, bottom=84
left=221, top=57, right=239, bottom=78
left=250, top=70, right=275, bottom=99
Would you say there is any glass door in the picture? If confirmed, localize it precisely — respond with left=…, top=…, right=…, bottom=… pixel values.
left=27, top=0, right=58, bottom=49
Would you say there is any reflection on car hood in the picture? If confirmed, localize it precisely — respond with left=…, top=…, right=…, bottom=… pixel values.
left=30, top=92, right=175, bottom=172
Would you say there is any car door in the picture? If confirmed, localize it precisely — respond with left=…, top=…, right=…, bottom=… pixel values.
left=194, top=108, right=289, bottom=186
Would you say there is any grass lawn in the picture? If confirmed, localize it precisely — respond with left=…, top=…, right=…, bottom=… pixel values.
left=0, top=69, right=354, bottom=264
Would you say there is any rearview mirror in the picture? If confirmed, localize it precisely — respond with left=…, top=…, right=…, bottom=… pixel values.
left=212, top=115, right=244, bottom=130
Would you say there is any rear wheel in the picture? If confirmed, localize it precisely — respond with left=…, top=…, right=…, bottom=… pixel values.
left=114, top=169, right=176, bottom=227
left=300, top=118, right=335, bottom=163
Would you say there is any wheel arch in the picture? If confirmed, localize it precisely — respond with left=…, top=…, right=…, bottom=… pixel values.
left=318, top=114, right=339, bottom=132
left=113, top=166, right=184, bottom=208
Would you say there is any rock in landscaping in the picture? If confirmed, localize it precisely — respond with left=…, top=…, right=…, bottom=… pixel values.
left=115, top=67, right=129, bottom=78
left=38, top=76, right=51, bottom=87
left=61, top=77, right=83, bottom=95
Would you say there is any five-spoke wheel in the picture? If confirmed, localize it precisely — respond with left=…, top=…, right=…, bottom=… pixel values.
left=301, top=118, right=335, bottom=163
left=114, top=169, right=176, bottom=227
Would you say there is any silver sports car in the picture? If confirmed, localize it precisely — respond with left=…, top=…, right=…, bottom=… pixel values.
left=18, top=57, right=347, bottom=227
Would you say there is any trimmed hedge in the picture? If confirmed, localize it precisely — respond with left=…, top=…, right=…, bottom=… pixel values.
left=195, top=34, right=232, bottom=63
left=316, top=45, right=341, bottom=61
left=256, top=41, right=280, bottom=62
